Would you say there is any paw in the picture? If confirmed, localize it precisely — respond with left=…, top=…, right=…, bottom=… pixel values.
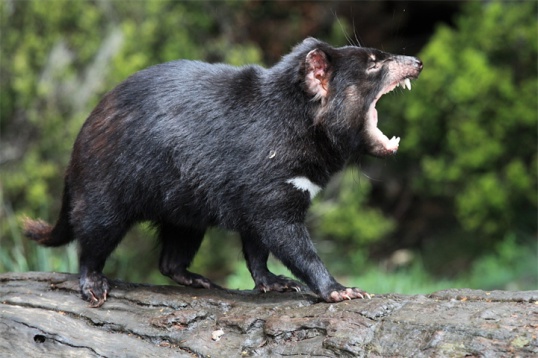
left=168, top=270, right=222, bottom=290
left=80, top=272, right=110, bottom=308
left=255, top=275, right=304, bottom=293
left=189, top=275, right=222, bottom=290
left=325, top=287, right=371, bottom=302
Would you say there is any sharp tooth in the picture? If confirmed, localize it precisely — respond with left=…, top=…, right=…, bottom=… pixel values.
left=405, top=78, right=411, bottom=90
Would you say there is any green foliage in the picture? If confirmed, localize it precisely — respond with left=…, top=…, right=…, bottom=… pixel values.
left=349, top=258, right=459, bottom=295
left=366, top=235, right=537, bottom=294
left=1, top=0, right=535, bottom=295
left=314, top=171, right=395, bottom=246
left=381, top=1, right=537, bottom=245
left=309, top=170, right=396, bottom=275
left=467, top=234, right=537, bottom=291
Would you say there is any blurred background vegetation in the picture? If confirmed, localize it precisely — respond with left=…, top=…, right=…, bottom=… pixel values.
left=1, top=0, right=536, bottom=294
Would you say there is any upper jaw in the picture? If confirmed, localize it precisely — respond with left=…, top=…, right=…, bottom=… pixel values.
left=364, top=61, right=421, bottom=142
left=395, top=77, right=413, bottom=91
left=373, top=76, right=415, bottom=105
left=375, top=63, right=422, bottom=102
left=379, top=56, right=423, bottom=97
left=381, top=71, right=420, bottom=96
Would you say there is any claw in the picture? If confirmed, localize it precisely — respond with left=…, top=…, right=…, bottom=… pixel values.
left=327, top=288, right=371, bottom=302
left=87, top=289, right=107, bottom=308
left=89, top=298, right=105, bottom=308
left=255, top=275, right=304, bottom=294
left=88, top=289, right=98, bottom=303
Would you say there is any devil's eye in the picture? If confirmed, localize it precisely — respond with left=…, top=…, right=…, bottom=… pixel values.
left=367, top=55, right=380, bottom=71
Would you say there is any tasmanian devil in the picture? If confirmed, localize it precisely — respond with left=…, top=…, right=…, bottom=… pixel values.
left=23, top=38, right=422, bottom=307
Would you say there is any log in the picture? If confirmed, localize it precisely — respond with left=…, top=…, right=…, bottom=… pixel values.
left=0, top=272, right=536, bottom=357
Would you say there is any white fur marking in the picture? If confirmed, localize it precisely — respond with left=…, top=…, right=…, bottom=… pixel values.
left=286, top=177, right=322, bottom=199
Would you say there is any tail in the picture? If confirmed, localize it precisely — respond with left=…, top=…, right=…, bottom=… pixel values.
left=23, top=184, right=75, bottom=247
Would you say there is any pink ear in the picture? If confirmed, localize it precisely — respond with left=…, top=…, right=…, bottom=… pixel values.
left=305, top=49, right=330, bottom=100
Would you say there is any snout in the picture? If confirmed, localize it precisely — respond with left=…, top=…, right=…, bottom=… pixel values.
left=402, top=56, right=423, bottom=73
left=412, top=57, right=423, bottom=72
left=394, top=55, right=423, bottom=78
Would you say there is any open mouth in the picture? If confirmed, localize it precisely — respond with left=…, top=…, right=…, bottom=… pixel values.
left=387, top=77, right=413, bottom=93
left=368, top=75, right=417, bottom=124
left=366, top=75, right=418, bottom=155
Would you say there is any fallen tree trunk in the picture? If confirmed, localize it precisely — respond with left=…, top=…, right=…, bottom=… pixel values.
left=0, top=272, right=536, bottom=357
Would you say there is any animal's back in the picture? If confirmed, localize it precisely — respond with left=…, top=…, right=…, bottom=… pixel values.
left=69, top=60, right=282, bottom=228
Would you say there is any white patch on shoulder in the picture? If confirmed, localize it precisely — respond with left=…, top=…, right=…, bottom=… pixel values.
left=286, top=176, right=322, bottom=200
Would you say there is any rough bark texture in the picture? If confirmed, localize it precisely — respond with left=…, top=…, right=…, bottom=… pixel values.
left=1, top=272, right=536, bottom=357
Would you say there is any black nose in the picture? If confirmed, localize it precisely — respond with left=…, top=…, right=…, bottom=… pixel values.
left=414, top=58, right=423, bottom=71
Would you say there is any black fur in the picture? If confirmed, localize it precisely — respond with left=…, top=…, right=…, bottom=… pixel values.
left=24, top=38, right=422, bottom=306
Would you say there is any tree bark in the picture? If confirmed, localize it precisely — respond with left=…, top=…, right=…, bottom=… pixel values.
left=1, top=272, right=536, bottom=357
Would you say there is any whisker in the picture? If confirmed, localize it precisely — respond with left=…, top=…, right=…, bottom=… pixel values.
left=352, top=17, right=362, bottom=47
left=333, top=10, right=354, bottom=46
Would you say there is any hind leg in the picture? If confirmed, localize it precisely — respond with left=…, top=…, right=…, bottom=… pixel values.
left=241, top=232, right=303, bottom=293
left=158, top=223, right=220, bottom=289
left=77, top=224, right=129, bottom=308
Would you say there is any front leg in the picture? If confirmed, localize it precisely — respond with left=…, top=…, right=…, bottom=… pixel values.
left=257, top=220, right=370, bottom=302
